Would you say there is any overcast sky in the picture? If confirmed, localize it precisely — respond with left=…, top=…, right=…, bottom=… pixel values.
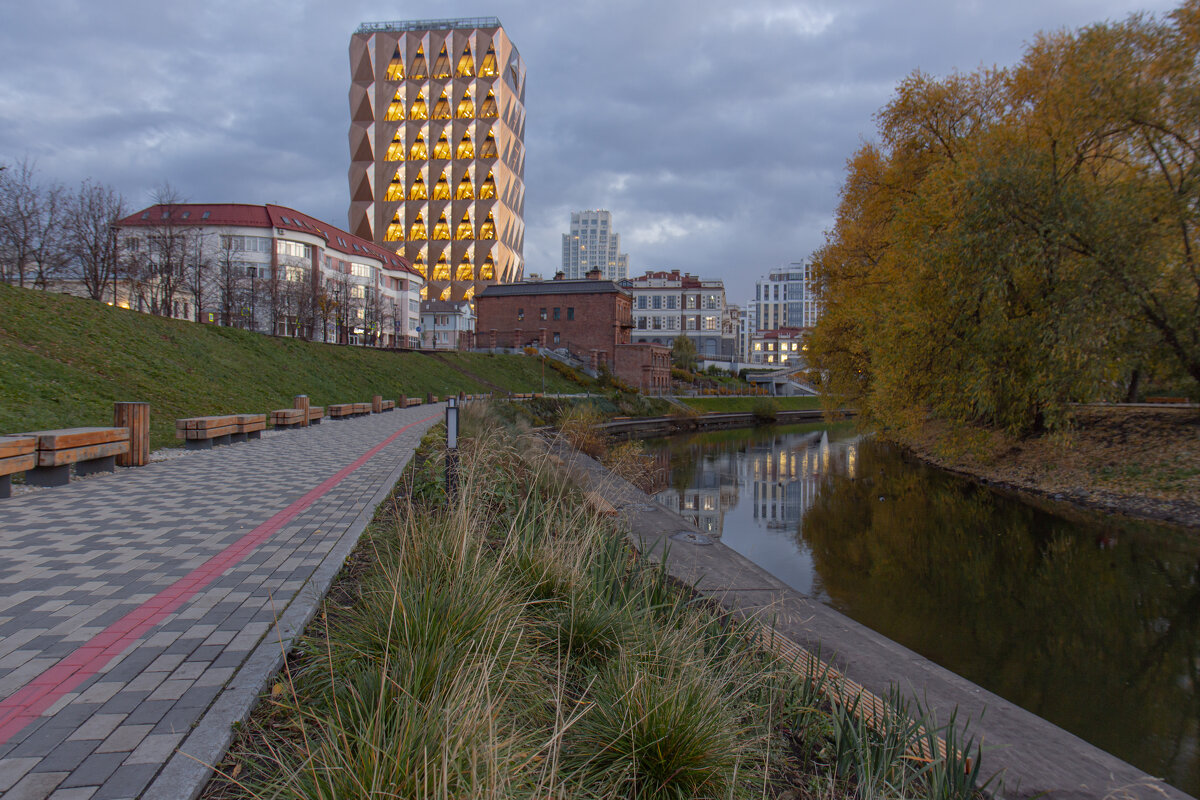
left=0, top=0, right=1180, bottom=305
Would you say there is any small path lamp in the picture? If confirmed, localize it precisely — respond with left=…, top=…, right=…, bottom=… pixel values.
left=445, top=397, right=459, bottom=500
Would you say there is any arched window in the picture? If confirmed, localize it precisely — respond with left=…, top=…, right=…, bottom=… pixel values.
left=456, top=90, right=474, bottom=119
left=456, top=132, right=474, bottom=159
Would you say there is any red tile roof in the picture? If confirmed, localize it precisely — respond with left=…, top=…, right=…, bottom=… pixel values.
left=117, top=202, right=419, bottom=277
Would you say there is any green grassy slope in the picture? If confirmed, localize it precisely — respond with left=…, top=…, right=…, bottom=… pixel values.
left=0, top=285, right=587, bottom=449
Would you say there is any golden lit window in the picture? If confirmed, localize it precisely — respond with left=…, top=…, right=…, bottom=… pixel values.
left=455, top=174, right=474, bottom=199
left=479, top=171, right=496, bottom=199
left=413, top=252, right=428, bottom=278
left=385, top=170, right=403, bottom=201
left=432, top=91, right=451, bottom=120
left=479, top=131, right=497, bottom=158
left=480, top=254, right=495, bottom=280
left=409, top=214, right=427, bottom=240
left=408, top=92, right=427, bottom=120
left=455, top=212, right=473, bottom=240
left=478, top=212, right=496, bottom=239
left=456, top=45, right=474, bottom=77
left=433, top=133, right=451, bottom=160
left=432, top=44, right=451, bottom=79
left=432, top=212, right=451, bottom=240
left=479, top=91, right=498, bottom=118
left=420, top=284, right=429, bottom=299
left=439, top=285, right=452, bottom=301
left=456, top=132, right=474, bottom=159
left=433, top=253, right=451, bottom=280
left=410, top=46, right=427, bottom=79
left=409, top=133, right=428, bottom=160
left=408, top=177, right=427, bottom=201
left=384, top=211, right=404, bottom=241
left=456, top=90, right=474, bottom=119
left=480, top=44, right=498, bottom=77
left=386, top=47, right=404, bottom=80
left=385, top=129, right=405, bottom=161
left=456, top=258, right=474, bottom=281
left=432, top=171, right=451, bottom=200
left=463, top=285, right=475, bottom=301
left=385, top=88, right=405, bottom=121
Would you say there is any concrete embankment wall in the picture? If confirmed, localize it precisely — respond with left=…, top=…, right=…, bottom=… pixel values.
left=602, top=409, right=838, bottom=439
left=560, top=435, right=1192, bottom=800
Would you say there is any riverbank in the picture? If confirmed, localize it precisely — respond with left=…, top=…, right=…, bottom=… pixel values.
left=897, top=405, right=1200, bottom=529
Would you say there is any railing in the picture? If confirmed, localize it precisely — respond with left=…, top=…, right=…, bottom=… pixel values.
left=356, top=17, right=502, bottom=34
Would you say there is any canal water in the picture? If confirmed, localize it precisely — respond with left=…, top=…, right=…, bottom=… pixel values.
left=642, top=423, right=1200, bottom=796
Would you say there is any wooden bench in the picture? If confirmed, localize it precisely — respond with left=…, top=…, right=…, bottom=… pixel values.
left=0, top=435, right=38, bottom=498
left=307, top=406, right=324, bottom=425
left=406, top=398, right=422, bottom=407
left=21, top=427, right=130, bottom=487
left=328, top=404, right=355, bottom=420
left=271, top=408, right=305, bottom=430
left=378, top=400, right=395, bottom=412
left=176, top=415, right=239, bottom=449
left=233, top=413, right=266, bottom=442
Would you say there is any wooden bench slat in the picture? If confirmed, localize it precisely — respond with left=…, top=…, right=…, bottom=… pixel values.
left=28, top=428, right=129, bottom=450
left=0, top=452, right=37, bottom=477
left=0, top=436, right=37, bottom=459
left=238, top=421, right=267, bottom=433
left=234, top=414, right=266, bottom=424
left=38, top=440, right=130, bottom=467
left=180, top=425, right=239, bottom=440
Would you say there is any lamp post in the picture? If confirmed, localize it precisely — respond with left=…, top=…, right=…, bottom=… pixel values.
left=445, top=397, right=459, bottom=500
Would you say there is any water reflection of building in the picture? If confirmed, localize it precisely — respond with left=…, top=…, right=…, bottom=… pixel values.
left=751, top=432, right=858, bottom=529
left=652, top=449, right=739, bottom=536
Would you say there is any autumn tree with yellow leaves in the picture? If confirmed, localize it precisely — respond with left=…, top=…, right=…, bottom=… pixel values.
left=810, top=2, right=1200, bottom=434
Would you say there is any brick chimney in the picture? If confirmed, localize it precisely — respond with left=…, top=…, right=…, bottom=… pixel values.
left=554, top=271, right=565, bottom=280
left=586, top=268, right=603, bottom=280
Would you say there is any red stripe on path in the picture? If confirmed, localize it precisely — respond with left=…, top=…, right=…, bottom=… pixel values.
left=0, top=413, right=438, bottom=745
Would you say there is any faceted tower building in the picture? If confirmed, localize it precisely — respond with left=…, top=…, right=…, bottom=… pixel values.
left=348, top=17, right=526, bottom=302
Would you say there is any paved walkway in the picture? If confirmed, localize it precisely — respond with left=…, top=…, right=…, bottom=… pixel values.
left=0, top=405, right=441, bottom=800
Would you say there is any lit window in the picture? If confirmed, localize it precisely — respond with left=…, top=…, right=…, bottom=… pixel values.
left=455, top=174, right=474, bottom=200
left=386, top=46, right=404, bottom=80
left=409, top=46, right=427, bottom=79
left=455, top=212, right=473, bottom=240
left=479, top=172, right=496, bottom=199
left=480, top=254, right=495, bottom=280
left=385, top=88, right=405, bottom=121
left=480, top=44, right=498, bottom=77
left=432, top=171, right=451, bottom=200
left=409, top=215, right=427, bottom=240
left=479, top=131, right=497, bottom=158
left=385, top=170, right=403, bottom=202
left=433, top=133, right=452, bottom=160
left=456, top=45, right=474, bottom=77
left=408, top=92, right=427, bottom=120
left=456, top=256, right=473, bottom=281
left=479, top=91, right=498, bottom=118
left=432, top=44, right=451, bottom=79
left=432, top=91, right=451, bottom=119
left=433, top=254, right=451, bottom=280
left=457, top=90, right=474, bottom=119
left=409, top=134, right=428, bottom=160
left=456, top=132, right=474, bottom=159
left=478, top=212, right=496, bottom=239
left=408, top=177, right=428, bottom=201
left=432, top=213, right=451, bottom=240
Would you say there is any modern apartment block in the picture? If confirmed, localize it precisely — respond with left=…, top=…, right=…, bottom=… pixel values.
left=754, top=263, right=820, bottom=332
left=348, top=17, right=526, bottom=304
left=115, top=203, right=424, bottom=347
left=561, top=209, right=628, bottom=281
left=622, top=270, right=735, bottom=359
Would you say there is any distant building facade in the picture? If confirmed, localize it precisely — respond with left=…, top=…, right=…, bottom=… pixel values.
left=420, top=298, right=475, bottom=349
left=754, top=263, right=820, bottom=332
left=115, top=203, right=423, bottom=347
left=560, top=210, right=628, bottom=281
left=622, top=270, right=735, bottom=360
left=348, top=17, right=526, bottom=303
left=749, top=326, right=808, bottom=366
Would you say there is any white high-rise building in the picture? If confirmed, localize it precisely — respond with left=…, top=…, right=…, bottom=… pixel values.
left=754, top=263, right=820, bottom=332
left=561, top=210, right=628, bottom=281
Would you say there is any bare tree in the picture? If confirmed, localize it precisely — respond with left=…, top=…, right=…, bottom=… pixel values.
left=184, top=229, right=210, bottom=322
left=133, top=183, right=190, bottom=316
left=64, top=180, right=125, bottom=301
left=214, top=235, right=245, bottom=327
left=0, top=159, right=66, bottom=288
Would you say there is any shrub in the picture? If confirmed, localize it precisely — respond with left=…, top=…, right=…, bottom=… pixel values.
left=752, top=398, right=780, bottom=422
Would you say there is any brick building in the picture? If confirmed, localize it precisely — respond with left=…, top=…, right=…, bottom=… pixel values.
left=475, top=271, right=668, bottom=392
